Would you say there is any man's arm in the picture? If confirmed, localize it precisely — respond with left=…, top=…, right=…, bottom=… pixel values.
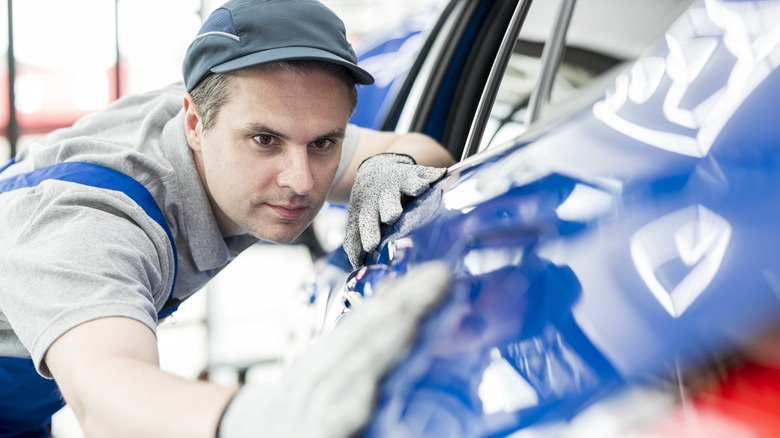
left=45, top=317, right=237, bottom=438
left=328, top=127, right=455, bottom=203
left=46, top=262, right=452, bottom=437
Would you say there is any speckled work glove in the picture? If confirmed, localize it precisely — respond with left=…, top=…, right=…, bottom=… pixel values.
left=344, top=153, right=447, bottom=268
left=217, top=261, right=452, bottom=438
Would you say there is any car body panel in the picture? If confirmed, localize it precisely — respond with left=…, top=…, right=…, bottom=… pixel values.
left=306, top=0, right=780, bottom=436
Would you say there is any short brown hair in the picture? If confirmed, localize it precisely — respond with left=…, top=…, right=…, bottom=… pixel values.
left=189, top=60, right=359, bottom=133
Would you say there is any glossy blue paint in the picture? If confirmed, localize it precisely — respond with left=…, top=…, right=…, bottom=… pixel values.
left=317, top=0, right=780, bottom=435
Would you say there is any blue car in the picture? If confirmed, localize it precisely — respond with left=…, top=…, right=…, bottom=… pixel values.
left=306, top=0, right=780, bottom=435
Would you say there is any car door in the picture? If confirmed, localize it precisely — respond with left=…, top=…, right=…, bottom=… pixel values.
left=347, top=0, right=780, bottom=436
left=301, top=0, right=780, bottom=437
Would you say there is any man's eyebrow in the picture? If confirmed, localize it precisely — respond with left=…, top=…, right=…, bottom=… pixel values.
left=316, top=129, right=347, bottom=141
left=240, top=123, right=288, bottom=140
left=240, top=123, right=346, bottom=142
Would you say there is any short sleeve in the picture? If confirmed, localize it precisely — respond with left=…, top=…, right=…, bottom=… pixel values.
left=331, top=123, right=359, bottom=189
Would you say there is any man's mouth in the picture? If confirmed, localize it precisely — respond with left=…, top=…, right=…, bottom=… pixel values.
left=269, top=204, right=308, bottom=220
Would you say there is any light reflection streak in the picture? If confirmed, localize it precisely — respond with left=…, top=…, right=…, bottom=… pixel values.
left=555, top=183, right=614, bottom=222
left=463, top=247, right=524, bottom=276
left=478, top=348, right=539, bottom=414
left=442, top=147, right=553, bottom=212
left=593, top=0, right=780, bottom=158
left=630, top=204, right=731, bottom=317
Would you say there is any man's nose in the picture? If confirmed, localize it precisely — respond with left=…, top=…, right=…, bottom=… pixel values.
left=277, top=147, right=314, bottom=195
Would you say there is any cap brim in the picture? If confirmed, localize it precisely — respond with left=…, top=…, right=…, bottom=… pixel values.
left=211, top=46, right=374, bottom=85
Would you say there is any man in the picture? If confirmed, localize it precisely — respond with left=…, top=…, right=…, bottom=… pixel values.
left=0, top=0, right=455, bottom=436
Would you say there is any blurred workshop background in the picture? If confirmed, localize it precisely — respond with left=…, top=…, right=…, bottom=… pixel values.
left=0, top=0, right=443, bottom=435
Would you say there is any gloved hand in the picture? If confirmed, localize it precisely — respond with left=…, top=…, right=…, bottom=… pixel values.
left=217, top=261, right=452, bottom=438
left=344, top=153, right=447, bottom=268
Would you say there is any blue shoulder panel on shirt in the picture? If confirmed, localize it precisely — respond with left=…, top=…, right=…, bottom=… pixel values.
left=0, top=161, right=179, bottom=317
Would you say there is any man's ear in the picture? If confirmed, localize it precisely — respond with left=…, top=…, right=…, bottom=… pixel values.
left=183, top=93, right=203, bottom=152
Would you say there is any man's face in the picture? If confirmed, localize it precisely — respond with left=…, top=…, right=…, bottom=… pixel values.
left=187, top=67, right=353, bottom=243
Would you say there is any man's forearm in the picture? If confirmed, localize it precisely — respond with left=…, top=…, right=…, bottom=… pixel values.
left=382, top=132, right=456, bottom=168
left=76, top=357, right=236, bottom=437
left=46, top=317, right=237, bottom=437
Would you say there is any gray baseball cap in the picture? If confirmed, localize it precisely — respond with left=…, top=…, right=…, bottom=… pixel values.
left=182, top=0, right=375, bottom=92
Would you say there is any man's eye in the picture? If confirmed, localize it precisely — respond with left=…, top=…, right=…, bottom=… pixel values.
left=311, top=139, right=333, bottom=149
left=253, top=134, right=276, bottom=146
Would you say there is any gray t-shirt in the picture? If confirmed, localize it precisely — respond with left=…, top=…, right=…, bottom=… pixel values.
left=0, top=82, right=357, bottom=375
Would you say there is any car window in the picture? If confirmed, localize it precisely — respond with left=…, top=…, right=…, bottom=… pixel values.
left=476, top=0, right=565, bottom=153
left=476, top=0, right=693, bottom=154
